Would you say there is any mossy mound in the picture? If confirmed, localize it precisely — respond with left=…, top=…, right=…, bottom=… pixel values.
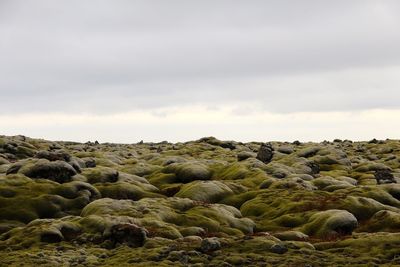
left=81, top=197, right=255, bottom=238
left=10, top=159, right=78, bottom=183
left=0, top=174, right=99, bottom=224
left=174, top=180, right=234, bottom=203
left=162, top=162, right=212, bottom=183
left=300, top=209, right=358, bottom=238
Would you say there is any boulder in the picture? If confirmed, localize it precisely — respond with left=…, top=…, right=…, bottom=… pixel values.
left=200, top=237, right=221, bottom=252
left=35, top=150, right=71, bottom=162
left=375, top=170, right=396, bottom=184
left=301, top=210, right=358, bottom=238
left=104, top=223, right=148, bottom=248
left=256, top=143, right=274, bottom=164
left=21, top=160, right=77, bottom=183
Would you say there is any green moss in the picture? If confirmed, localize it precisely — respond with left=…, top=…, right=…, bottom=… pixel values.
left=300, top=209, right=358, bottom=238
left=81, top=166, right=119, bottom=184
left=163, top=162, right=212, bottom=183
left=220, top=190, right=259, bottom=209
left=96, top=182, right=163, bottom=200
left=212, top=163, right=250, bottom=180
left=174, top=181, right=234, bottom=203
left=0, top=175, right=99, bottom=224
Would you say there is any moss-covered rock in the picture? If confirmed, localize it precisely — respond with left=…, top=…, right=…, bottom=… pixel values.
left=300, top=209, right=358, bottom=238
left=81, top=197, right=254, bottom=238
left=174, top=180, right=234, bottom=203
left=15, top=159, right=77, bottom=183
left=0, top=174, right=99, bottom=224
left=81, top=166, right=119, bottom=184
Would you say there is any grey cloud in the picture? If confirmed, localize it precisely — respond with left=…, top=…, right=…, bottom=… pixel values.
left=1, top=0, right=400, bottom=114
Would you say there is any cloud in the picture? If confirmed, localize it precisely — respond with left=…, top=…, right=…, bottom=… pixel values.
left=1, top=106, right=400, bottom=143
left=0, top=0, right=400, bottom=115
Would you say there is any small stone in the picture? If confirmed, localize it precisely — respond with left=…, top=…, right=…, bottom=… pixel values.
left=270, top=243, right=288, bottom=254
left=200, top=237, right=221, bottom=253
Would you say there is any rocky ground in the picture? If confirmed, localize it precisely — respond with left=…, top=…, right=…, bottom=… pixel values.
left=0, top=135, right=400, bottom=266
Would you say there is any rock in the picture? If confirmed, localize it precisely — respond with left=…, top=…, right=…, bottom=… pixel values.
left=219, top=141, right=236, bottom=150
left=297, top=146, right=320, bottom=158
left=277, top=146, right=294, bottom=154
left=306, top=161, right=320, bottom=175
left=301, top=210, right=358, bottom=238
left=256, top=143, right=274, bottom=163
left=375, top=170, right=396, bottom=184
left=273, top=231, right=309, bottom=241
left=6, top=163, right=22, bottom=175
left=368, top=138, right=379, bottom=144
left=200, top=237, right=221, bottom=252
left=82, top=158, right=96, bottom=168
left=81, top=167, right=119, bottom=183
left=22, top=160, right=77, bottom=183
left=237, top=151, right=256, bottom=161
left=270, top=243, right=288, bottom=254
left=35, top=150, right=71, bottom=162
left=40, top=230, right=64, bottom=243
left=104, top=223, right=147, bottom=248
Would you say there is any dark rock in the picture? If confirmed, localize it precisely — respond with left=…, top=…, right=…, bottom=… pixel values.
left=369, top=138, right=378, bottom=144
left=200, top=237, right=221, bottom=253
left=40, top=231, right=63, bottom=243
left=105, top=223, right=147, bottom=248
left=273, top=172, right=287, bottom=179
left=220, top=141, right=236, bottom=150
left=306, top=161, right=320, bottom=175
left=2, top=143, right=17, bottom=154
left=292, top=140, right=301, bottom=145
left=35, top=150, right=71, bottom=162
left=270, top=243, right=288, bottom=254
left=256, top=143, right=274, bottom=164
left=24, top=160, right=77, bottom=183
left=60, top=225, right=82, bottom=241
left=83, top=158, right=96, bottom=168
left=199, top=136, right=222, bottom=146
left=375, top=170, right=396, bottom=184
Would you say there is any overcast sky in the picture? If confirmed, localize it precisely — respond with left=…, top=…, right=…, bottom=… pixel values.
left=1, top=0, right=399, bottom=142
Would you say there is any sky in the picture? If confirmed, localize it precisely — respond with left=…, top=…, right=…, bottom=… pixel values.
left=1, top=0, right=400, bottom=143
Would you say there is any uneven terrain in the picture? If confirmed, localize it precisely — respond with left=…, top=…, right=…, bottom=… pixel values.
left=0, top=135, right=400, bottom=266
